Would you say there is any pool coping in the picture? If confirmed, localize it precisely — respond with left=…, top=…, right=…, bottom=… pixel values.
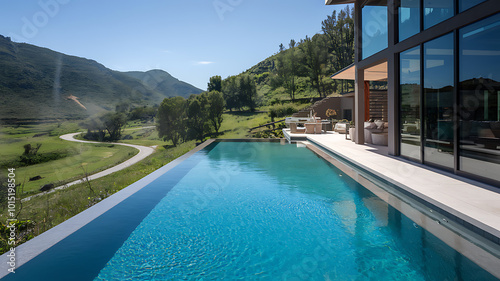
left=0, top=139, right=215, bottom=279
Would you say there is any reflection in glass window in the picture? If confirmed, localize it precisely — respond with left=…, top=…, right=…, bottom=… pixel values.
left=459, top=0, right=486, bottom=13
left=459, top=13, right=500, bottom=182
left=362, top=0, right=388, bottom=59
left=400, top=46, right=421, bottom=161
left=399, top=0, right=420, bottom=41
left=423, top=33, right=454, bottom=169
left=424, top=0, right=454, bottom=29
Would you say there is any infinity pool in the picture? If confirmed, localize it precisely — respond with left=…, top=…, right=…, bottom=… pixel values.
left=4, top=142, right=499, bottom=280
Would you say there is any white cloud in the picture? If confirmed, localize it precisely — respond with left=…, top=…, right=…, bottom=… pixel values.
left=196, top=61, right=214, bottom=65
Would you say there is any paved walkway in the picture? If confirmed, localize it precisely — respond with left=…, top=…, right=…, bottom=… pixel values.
left=284, top=129, right=500, bottom=242
left=23, top=132, right=155, bottom=201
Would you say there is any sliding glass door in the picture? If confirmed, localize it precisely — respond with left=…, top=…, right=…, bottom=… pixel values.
left=423, top=33, right=454, bottom=169
left=400, top=46, right=421, bottom=161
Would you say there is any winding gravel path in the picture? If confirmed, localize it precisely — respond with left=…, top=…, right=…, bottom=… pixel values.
left=23, top=132, right=156, bottom=201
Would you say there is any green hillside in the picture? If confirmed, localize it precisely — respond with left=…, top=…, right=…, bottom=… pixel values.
left=123, top=69, right=202, bottom=99
left=0, top=35, right=202, bottom=121
left=218, top=6, right=355, bottom=106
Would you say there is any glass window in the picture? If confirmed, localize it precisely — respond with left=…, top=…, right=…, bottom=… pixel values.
left=424, top=0, right=454, bottom=29
left=423, top=33, right=454, bottom=169
left=400, top=46, right=421, bottom=161
left=399, top=0, right=420, bottom=41
left=362, top=0, right=388, bottom=59
left=459, top=13, right=500, bottom=182
left=459, top=0, right=486, bottom=13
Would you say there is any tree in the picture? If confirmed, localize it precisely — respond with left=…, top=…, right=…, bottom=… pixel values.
left=222, top=76, right=240, bottom=111
left=275, top=43, right=292, bottom=99
left=207, top=75, right=222, bottom=92
left=81, top=116, right=106, bottom=141
left=157, top=96, right=187, bottom=146
left=274, top=40, right=304, bottom=101
left=115, top=101, right=130, bottom=113
left=129, top=106, right=157, bottom=121
left=207, top=90, right=225, bottom=134
left=322, top=6, right=354, bottom=93
left=286, top=39, right=300, bottom=101
left=101, top=112, right=127, bottom=141
left=187, top=94, right=210, bottom=141
left=300, top=35, right=330, bottom=98
left=239, top=75, right=257, bottom=111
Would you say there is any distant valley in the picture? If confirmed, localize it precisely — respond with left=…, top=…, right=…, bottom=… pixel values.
left=0, top=35, right=203, bottom=121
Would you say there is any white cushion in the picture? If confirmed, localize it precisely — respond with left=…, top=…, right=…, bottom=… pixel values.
left=364, top=122, right=377, bottom=129
left=374, top=120, right=384, bottom=128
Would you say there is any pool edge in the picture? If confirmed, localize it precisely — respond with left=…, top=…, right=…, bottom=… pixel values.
left=0, top=139, right=216, bottom=279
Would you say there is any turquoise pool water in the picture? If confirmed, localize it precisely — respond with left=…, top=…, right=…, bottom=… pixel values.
left=5, top=142, right=499, bottom=280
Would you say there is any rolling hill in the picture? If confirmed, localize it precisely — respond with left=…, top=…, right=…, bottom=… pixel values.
left=123, top=70, right=201, bottom=100
left=0, top=35, right=203, bottom=121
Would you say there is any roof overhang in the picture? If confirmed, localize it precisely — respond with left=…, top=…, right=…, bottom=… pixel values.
left=325, top=0, right=356, bottom=5
left=330, top=62, right=388, bottom=81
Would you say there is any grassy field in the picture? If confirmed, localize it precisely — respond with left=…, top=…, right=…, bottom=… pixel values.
left=119, top=125, right=165, bottom=146
left=0, top=123, right=138, bottom=195
left=218, top=111, right=271, bottom=138
left=16, top=142, right=137, bottom=195
left=0, top=141, right=196, bottom=245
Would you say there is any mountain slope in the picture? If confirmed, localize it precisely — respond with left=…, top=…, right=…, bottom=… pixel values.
left=123, top=70, right=202, bottom=99
left=0, top=35, right=202, bottom=120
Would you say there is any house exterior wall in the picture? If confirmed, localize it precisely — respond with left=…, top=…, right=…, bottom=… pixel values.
left=326, top=0, right=500, bottom=186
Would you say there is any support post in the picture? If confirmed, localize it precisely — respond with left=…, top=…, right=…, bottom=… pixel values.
left=355, top=67, right=365, bottom=144
left=387, top=0, right=399, bottom=155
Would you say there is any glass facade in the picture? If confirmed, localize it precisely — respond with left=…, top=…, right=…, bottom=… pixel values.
left=399, top=0, right=420, bottom=41
left=362, top=0, right=388, bottom=59
left=459, top=0, right=487, bottom=13
left=459, top=13, right=500, bottom=182
left=358, top=0, right=499, bottom=184
left=424, top=0, right=454, bottom=29
left=400, top=46, right=421, bottom=161
left=423, top=33, right=454, bottom=169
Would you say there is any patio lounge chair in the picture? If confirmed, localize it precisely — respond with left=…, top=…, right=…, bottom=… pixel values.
left=334, top=123, right=347, bottom=134
left=305, top=123, right=316, bottom=134
left=290, top=123, right=306, bottom=134
left=315, top=122, right=322, bottom=134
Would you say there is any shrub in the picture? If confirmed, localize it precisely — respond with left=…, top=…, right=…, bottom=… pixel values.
left=268, top=104, right=297, bottom=121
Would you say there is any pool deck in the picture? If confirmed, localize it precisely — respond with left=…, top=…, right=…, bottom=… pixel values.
left=283, top=129, right=500, bottom=244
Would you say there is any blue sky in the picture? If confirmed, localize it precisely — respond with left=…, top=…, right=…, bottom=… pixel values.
left=0, top=0, right=347, bottom=90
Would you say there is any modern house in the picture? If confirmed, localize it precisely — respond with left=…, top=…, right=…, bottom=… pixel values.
left=325, top=0, right=500, bottom=186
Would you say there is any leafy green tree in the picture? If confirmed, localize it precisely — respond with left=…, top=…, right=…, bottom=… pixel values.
left=222, top=76, right=240, bottom=111
left=207, top=91, right=225, bottom=134
left=275, top=44, right=290, bottom=96
left=286, top=39, right=300, bottom=101
left=300, top=35, right=330, bottom=98
left=275, top=40, right=302, bottom=101
left=207, top=75, right=222, bottom=92
left=82, top=116, right=106, bottom=141
left=101, top=112, right=127, bottom=141
left=157, top=96, right=187, bottom=146
left=187, top=94, right=211, bottom=141
left=239, top=75, right=257, bottom=111
left=129, top=106, right=157, bottom=121
left=322, top=6, right=354, bottom=93
left=115, top=101, right=130, bottom=113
